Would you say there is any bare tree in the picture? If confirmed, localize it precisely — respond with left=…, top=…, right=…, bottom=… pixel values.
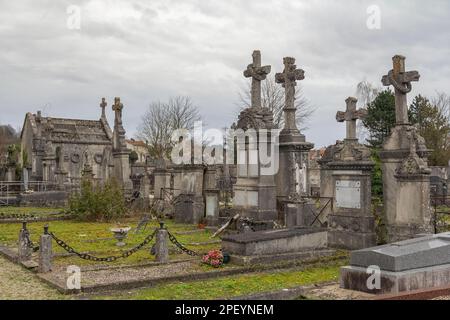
left=136, top=96, right=201, bottom=159
left=237, top=77, right=315, bottom=131
left=432, top=92, right=450, bottom=119
left=355, top=80, right=380, bottom=142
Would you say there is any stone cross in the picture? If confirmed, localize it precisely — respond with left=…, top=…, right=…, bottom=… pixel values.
left=275, top=57, right=305, bottom=131
left=336, top=97, right=367, bottom=140
left=243, top=50, right=271, bottom=109
left=382, top=55, right=420, bottom=125
left=112, top=97, right=123, bottom=126
left=100, top=97, right=107, bottom=119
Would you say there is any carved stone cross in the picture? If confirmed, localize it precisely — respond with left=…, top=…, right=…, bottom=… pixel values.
left=382, top=55, right=420, bottom=125
left=275, top=57, right=305, bottom=131
left=112, top=97, right=123, bottom=126
left=336, top=97, right=367, bottom=140
left=243, top=50, right=271, bottom=109
left=100, top=97, right=107, bottom=119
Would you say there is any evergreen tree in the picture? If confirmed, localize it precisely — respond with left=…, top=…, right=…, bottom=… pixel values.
left=362, top=89, right=396, bottom=148
left=409, top=95, right=450, bottom=166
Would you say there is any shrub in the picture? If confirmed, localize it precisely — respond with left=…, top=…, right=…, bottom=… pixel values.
left=69, top=178, right=127, bottom=222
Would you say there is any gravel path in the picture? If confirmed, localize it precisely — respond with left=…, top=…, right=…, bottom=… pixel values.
left=0, top=256, right=62, bottom=300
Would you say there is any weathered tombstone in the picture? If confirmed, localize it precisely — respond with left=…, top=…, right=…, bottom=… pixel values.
left=326, top=97, right=376, bottom=250
left=38, top=225, right=52, bottom=273
left=18, top=222, right=32, bottom=262
left=153, top=159, right=171, bottom=200
left=380, top=55, right=432, bottom=242
left=173, top=165, right=205, bottom=224
left=341, top=232, right=450, bottom=294
left=231, top=50, right=277, bottom=224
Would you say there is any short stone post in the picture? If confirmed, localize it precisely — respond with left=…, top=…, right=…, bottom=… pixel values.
left=38, top=225, right=52, bottom=273
left=18, top=221, right=32, bottom=262
left=155, top=221, right=169, bottom=264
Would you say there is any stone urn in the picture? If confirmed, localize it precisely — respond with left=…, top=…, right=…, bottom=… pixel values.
left=110, top=226, right=131, bottom=247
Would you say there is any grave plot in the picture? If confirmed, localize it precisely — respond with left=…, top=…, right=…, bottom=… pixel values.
left=0, top=207, right=351, bottom=297
left=0, top=218, right=219, bottom=268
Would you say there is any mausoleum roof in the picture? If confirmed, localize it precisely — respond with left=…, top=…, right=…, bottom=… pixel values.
left=25, top=112, right=113, bottom=145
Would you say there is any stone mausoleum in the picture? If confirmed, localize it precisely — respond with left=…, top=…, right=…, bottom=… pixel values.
left=19, top=97, right=133, bottom=192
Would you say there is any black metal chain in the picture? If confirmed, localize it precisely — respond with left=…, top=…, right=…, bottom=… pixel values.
left=167, top=231, right=199, bottom=256
left=50, top=229, right=157, bottom=262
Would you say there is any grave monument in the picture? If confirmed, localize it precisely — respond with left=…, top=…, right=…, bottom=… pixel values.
left=380, top=55, right=433, bottom=242
left=326, top=97, right=376, bottom=250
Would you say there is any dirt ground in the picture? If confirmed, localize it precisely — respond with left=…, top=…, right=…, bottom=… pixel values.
left=0, top=256, right=62, bottom=300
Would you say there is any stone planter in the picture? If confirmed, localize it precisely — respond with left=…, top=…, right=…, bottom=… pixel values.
left=110, top=227, right=131, bottom=247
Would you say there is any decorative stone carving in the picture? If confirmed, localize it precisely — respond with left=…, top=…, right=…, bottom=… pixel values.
left=71, top=153, right=80, bottom=164
left=94, top=154, right=103, bottom=164
left=243, top=50, right=271, bottom=109
left=396, top=129, right=431, bottom=177
left=382, top=55, right=420, bottom=125
left=232, top=107, right=274, bottom=131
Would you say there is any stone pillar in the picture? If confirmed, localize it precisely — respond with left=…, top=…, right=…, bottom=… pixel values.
left=38, top=225, right=52, bottom=273
left=155, top=223, right=169, bottom=263
left=113, top=150, right=132, bottom=193
left=112, top=97, right=133, bottom=195
left=18, top=222, right=32, bottom=262
left=204, top=167, right=220, bottom=226
left=22, top=167, right=30, bottom=191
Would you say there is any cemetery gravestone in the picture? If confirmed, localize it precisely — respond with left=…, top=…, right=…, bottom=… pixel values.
left=380, top=55, right=433, bottom=242
left=326, top=97, right=376, bottom=250
left=232, top=50, right=277, bottom=224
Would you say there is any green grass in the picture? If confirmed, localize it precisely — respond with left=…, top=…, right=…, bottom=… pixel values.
left=0, top=214, right=219, bottom=267
left=94, top=261, right=342, bottom=300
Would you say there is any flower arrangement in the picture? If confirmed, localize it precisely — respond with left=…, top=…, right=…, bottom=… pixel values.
left=202, top=249, right=224, bottom=268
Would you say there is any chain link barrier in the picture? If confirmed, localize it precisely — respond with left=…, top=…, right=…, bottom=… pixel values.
left=167, top=230, right=199, bottom=256
left=50, top=229, right=157, bottom=262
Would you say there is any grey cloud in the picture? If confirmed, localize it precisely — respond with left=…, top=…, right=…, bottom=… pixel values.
left=0, top=0, right=449, bottom=148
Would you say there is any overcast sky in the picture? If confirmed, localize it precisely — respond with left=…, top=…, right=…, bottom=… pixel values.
left=1, top=0, right=449, bottom=147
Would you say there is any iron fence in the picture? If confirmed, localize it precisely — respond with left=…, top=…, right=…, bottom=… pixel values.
left=430, top=195, right=450, bottom=233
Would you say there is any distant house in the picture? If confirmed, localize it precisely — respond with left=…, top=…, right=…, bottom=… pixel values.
left=126, top=139, right=149, bottom=163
